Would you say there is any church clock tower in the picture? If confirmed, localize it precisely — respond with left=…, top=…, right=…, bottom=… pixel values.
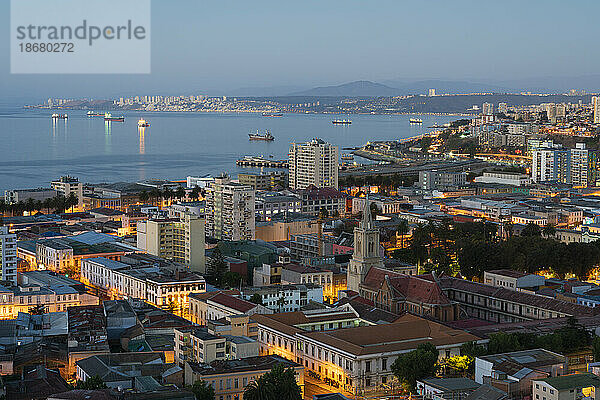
left=347, top=197, right=384, bottom=292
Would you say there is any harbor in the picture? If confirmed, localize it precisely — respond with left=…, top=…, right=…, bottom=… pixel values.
left=236, top=156, right=288, bottom=168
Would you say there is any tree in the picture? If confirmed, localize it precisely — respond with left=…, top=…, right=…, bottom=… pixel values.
left=397, top=219, right=410, bottom=248
left=76, top=375, right=107, bottom=390
left=28, top=304, right=46, bottom=315
left=66, top=192, right=78, bottom=212
left=188, top=380, right=215, bottom=400
left=391, top=342, right=438, bottom=393
left=244, top=376, right=274, bottom=400
left=542, top=223, right=556, bottom=238
left=441, top=355, right=474, bottom=377
left=175, top=186, right=186, bottom=201
left=207, top=248, right=228, bottom=286
left=249, top=293, right=263, bottom=305
left=521, top=223, right=541, bottom=237
left=222, top=271, right=242, bottom=288
left=244, top=364, right=301, bottom=400
left=593, top=336, right=600, bottom=361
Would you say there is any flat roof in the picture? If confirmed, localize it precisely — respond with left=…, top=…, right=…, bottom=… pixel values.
left=540, top=373, right=600, bottom=391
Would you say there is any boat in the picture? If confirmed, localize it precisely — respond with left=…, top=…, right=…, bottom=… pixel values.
left=138, top=118, right=150, bottom=127
left=87, top=111, right=104, bottom=117
left=104, top=113, right=124, bottom=122
left=248, top=129, right=274, bottom=141
left=341, top=153, right=354, bottom=161
left=409, top=118, right=423, bottom=124
left=332, top=119, right=352, bottom=125
left=51, top=113, right=68, bottom=119
left=262, top=112, right=283, bottom=117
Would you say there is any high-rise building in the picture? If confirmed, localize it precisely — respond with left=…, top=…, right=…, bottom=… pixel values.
left=482, top=102, right=494, bottom=116
left=0, top=226, right=17, bottom=284
left=531, top=147, right=570, bottom=184
left=136, top=213, right=206, bottom=273
left=51, top=176, right=83, bottom=207
left=288, top=138, right=339, bottom=190
left=593, top=96, right=600, bottom=124
left=498, top=102, right=508, bottom=114
left=206, top=175, right=255, bottom=241
left=347, top=197, right=383, bottom=292
left=571, top=143, right=589, bottom=187
left=428, top=88, right=436, bottom=96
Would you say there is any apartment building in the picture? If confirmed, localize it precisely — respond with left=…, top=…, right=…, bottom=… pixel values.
left=184, top=355, right=304, bottom=398
left=289, top=138, right=339, bottom=190
left=483, top=270, right=545, bottom=291
left=80, top=255, right=205, bottom=315
left=533, top=374, right=600, bottom=400
left=0, top=227, right=17, bottom=284
left=51, top=176, right=83, bottom=207
left=206, top=175, right=255, bottom=241
left=298, top=186, right=345, bottom=216
left=137, top=213, right=205, bottom=273
left=474, top=172, right=531, bottom=187
left=240, top=284, right=323, bottom=312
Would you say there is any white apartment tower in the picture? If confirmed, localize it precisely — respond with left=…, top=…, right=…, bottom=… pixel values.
left=206, top=175, right=255, bottom=241
left=288, top=138, right=339, bottom=190
left=51, top=176, right=83, bottom=207
left=347, top=198, right=383, bottom=292
left=482, top=102, right=494, bottom=116
left=571, top=143, right=589, bottom=187
left=593, top=96, right=600, bottom=124
left=0, top=227, right=17, bottom=284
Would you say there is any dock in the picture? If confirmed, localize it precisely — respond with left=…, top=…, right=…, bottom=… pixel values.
left=236, top=157, right=288, bottom=168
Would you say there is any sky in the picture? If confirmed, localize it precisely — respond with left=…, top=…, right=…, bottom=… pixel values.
left=1, top=0, right=599, bottom=101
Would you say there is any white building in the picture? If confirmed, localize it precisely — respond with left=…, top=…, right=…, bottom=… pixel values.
left=289, top=138, right=339, bottom=190
left=51, top=176, right=83, bottom=207
left=474, top=172, right=531, bottom=186
left=205, top=175, right=255, bottom=241
left=483, top=270, right=545, bottom=291
left=0, top=227, right=17, bottom=284
left=240, top=284, right=323, bottom=313
left=571, top=143, right=589, bottom=187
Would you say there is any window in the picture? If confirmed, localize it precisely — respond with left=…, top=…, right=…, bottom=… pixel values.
left=365, top=378, right=371, bottom=387
left=365, top=361, right=371, bottom=373
left=382, top=358, right=387, bottom=371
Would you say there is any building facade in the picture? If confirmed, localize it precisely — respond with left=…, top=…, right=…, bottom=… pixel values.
left=206, top=175, right=255, bottom=241
left=289, top=138, right=339, bottom=190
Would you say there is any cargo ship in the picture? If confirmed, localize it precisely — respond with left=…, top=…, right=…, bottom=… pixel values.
left=138, top=118, right=150, bottom=127
left=409, top=118, right=423, bottom=124
left=332, top=119, right=352, bottom=125
left=262, top=112, right=283, bottom=117
left=104, top=113, right=124, bottom=122
left=87, top=111, right=104, bottom=117
left=51, top=113, right=68, bottom=119
left=248, top=129, right=274, bottom=141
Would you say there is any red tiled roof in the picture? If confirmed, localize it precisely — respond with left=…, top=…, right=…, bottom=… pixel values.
left=207, top=293, right=257, bottom=313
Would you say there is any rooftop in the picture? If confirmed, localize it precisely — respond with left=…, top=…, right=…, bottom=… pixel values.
left=540, top=373, right=600, bottom=391
left=187, top=354, right=299, bottom=375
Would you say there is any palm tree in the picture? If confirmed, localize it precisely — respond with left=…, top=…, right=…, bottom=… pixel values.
left=244, top=376, right=274, bottom=400
left=67, top=192, right=78, bottom=212
left=175, top=186, right=186, bottom=201
left=190, top=186, right=202, bottom=200
left=0, top=199, right=6, bottom=217
left=149, top=188, right=162, bottom=208
left=34, top=200, right=43, bottom=214
left=163, top=187, right=174, bottom=205
left=397, top=219, right=410, bottom=249
left=543, top=223, right=556, bottom=238
left=24, top=198, right=36, bottom=215
left=43, top=198, right=53, bottom=214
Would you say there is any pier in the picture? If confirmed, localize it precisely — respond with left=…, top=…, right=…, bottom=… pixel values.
left=236, top=156, right=288, bottom=168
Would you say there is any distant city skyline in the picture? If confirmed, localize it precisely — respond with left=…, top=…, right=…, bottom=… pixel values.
left=2, top=0, right=600, bottom=101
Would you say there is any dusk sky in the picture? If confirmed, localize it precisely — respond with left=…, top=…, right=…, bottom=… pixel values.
left=2, top=0, right=600, bottom=101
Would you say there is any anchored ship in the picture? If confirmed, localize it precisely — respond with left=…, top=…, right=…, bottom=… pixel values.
left=87, top=111, right=104, bottom=117
left=138, top=118, right=150, bottom=127
left=248, top=129, right=274, bottom=141
left=262, top=112, right=283, bottom=117
left=332, top=119, right=352, bottom=125
left=104, top=113, right=124, bottom=122
left=409, top=118, right=423, bottom=124
left=51, top=113, right=68, bottom=119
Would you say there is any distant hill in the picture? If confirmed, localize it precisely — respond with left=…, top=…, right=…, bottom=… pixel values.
left=290, top=80, right=400, bottom=97
left=383, top=79, right=514, bottom=95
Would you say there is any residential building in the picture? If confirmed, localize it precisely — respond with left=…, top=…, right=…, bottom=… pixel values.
left=238, top=171, right=287, bottom=191
left=483, top=270, right=545, bottom=291
left=136, top=213, right=205, bottom=273
left=0, top=226, right=17, bottom=284
left=184, top=355, right=304, bottom=397
left=255, top=193, right=302, bottom=221
left=240, top=284, right=323, bottom=312
left=206, top=175, right=255, bottom=241
left=475, top=349, right=567, bottom=398
left=416, top=377, right=480, bottom=400
left=289, top=233, right=353, bottom=261
left=419, top=171, right=467, bottom=190
left=289, top=138, right=339, bottom=190
left=298, top=186, right=346, bottom=216
left=532, top=373, right=600, bottom=400
left=474, top=172, right=531, bottom=187
left=571, top=143, right=589, bottom=187
left=593, top=96, right=600, bottom=124
left=255, top=213, right=317, bottom=242
left=281, top=264, right=344, bottom=303
left=4, top=188, right=57, bottom=204
left=352, top=196, right=408, bottom=215
left=80, top=255, right=205, bottom=315
left=51, top=176, right=83, bottom=207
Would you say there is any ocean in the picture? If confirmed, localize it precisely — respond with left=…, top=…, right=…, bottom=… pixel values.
left=0, top=107, right=458, bottom=191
